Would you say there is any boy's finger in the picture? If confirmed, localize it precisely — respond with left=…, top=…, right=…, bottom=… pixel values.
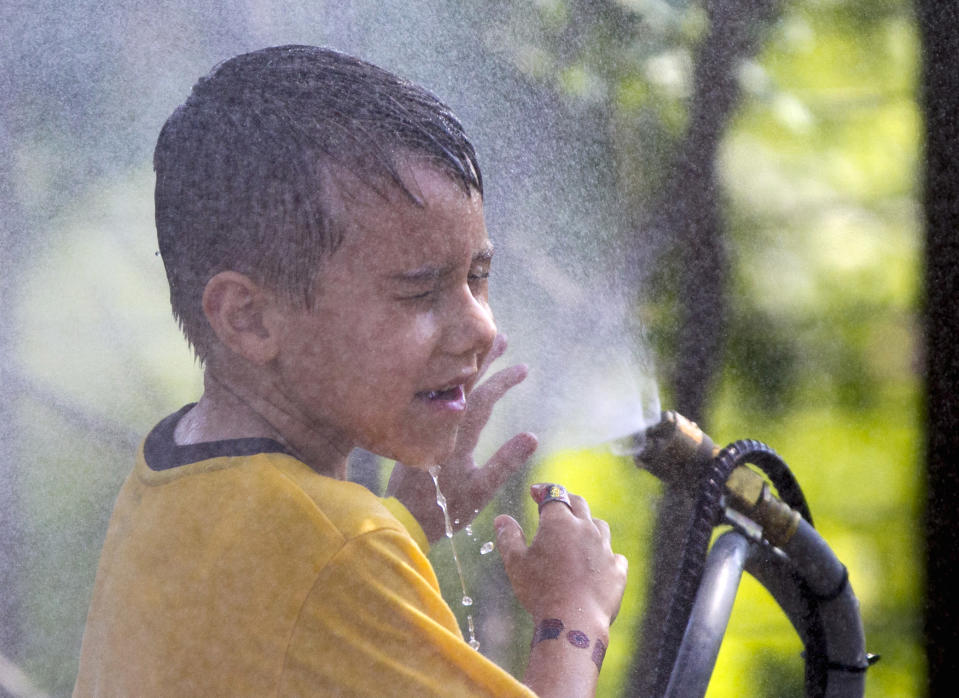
left=593, top=517, right=611, bottom=542
left=459, top=364, right=528, bottom=453
left=472, top=363, right=528, bottom=409
left=568, top=493, right=592, bottom=521
left=474, top=432, right=538, bottom=499
left=494, top=514, right=527, bottom=571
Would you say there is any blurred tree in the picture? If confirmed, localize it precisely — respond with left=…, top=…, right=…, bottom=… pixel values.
left=626, top=2, right=784, bottom=695
left=916, top=1, right=959, bottom=695
left=489, top=0, right=922, bottom=694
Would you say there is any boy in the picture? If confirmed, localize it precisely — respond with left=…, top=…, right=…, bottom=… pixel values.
left=74, top=45, right=627, bottom=696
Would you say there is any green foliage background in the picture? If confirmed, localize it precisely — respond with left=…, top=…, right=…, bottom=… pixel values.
left=3, top=0, right=922, bottom=696
left=452, top=1, right=923, bottom=695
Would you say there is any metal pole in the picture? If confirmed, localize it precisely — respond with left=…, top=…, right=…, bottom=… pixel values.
left=664, top=530, right=753, bottom=698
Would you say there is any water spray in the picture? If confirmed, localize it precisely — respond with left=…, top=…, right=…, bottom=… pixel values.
left=628, top=410, right=877, bottom=698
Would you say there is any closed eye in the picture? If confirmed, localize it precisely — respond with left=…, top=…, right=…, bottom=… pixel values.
left=468, top=264, right=491, bottom=295
left=397, top=289, right=434, bottom=302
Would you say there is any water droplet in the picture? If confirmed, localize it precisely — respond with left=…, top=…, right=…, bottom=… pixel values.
left=462, top=595, right=473, bottom=607
left=480, top=541, right=494, bottom=555
left=453, top=518, right=460, bottom=525
left=467, top=615, right=480, bottom=650
left=464, top=524, right=473, bottom=537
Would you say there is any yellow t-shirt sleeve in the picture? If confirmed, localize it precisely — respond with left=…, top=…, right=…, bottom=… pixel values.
left=278, top=527, right=536, bottom=697
left=379, top=496, right=431, bottom=556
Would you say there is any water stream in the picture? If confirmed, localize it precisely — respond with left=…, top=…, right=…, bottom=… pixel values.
left=428, top=465, right=480, bottom=650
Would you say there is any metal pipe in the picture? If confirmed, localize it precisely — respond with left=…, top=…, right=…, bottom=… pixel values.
left=664, top=531, right=754, bottom=698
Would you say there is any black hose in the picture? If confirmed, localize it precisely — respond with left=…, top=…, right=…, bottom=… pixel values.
left=651, top=439, right=819, bottom=698
left=746, top=545, right=829, bottom=697
left=649, top=441, right=749, bottom=696
left=722, top=444, right=833, bottom=696
left=740, top=445, right=814, bottom=527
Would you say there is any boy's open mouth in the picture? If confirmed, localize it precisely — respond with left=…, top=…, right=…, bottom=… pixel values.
left=417, top=384, right=467, bottom=410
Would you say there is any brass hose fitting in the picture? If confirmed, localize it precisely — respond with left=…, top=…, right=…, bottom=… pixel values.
left=724, top=466, right=802, bottom=547
left=635, top=411, right=802, bottom=546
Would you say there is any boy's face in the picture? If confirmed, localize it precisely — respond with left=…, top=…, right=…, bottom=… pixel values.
left=274, top=162, right=497, bottom=468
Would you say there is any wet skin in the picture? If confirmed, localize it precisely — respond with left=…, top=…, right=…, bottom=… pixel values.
left=178, top=159, right=532, bottom=533
left=268, top=162, right=497, bottom=469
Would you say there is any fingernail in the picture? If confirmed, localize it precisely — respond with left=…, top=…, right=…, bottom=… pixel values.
left=522, top=432, right=539, bottom=456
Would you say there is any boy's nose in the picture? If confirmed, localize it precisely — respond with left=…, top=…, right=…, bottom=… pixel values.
left=445, top=291, right=497, bottom=359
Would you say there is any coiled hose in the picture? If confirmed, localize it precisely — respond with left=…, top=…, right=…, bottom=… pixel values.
left=650, top=439, right=814, bottom=698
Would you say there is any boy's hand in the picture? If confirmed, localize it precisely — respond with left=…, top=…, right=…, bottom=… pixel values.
left=496, top=485, right=628, bottom=697
left=494, top=485, right=628, bottom=624
left=387, top=335, right=538, bottom=543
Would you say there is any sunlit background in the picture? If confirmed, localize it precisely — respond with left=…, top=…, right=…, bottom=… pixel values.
left=1, top=1, right=922, bottom=696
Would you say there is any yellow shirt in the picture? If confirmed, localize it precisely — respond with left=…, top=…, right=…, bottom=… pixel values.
left=74, top=408, right=535, bottom=697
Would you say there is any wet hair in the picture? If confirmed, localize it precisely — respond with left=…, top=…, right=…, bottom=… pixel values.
left=154, top=45, right=483, bottom=360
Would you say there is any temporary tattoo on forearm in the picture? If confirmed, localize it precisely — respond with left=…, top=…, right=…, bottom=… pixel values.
left=530, top=619, right=608, bottom=671
left=591, top=637, right=608, bottom=670
left=566, top=629, right=589, bottom=648
left=531, top=618, right=564, bottom=645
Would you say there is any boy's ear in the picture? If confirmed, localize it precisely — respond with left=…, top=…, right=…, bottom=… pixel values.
left=202, top=271, right=282, bottom=365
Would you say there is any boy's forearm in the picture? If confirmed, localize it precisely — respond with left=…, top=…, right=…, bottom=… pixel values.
left=523, top=612, right=610, bottom=698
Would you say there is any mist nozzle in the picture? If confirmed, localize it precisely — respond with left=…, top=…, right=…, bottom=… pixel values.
left=634, top=410, right=721, bottom=485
